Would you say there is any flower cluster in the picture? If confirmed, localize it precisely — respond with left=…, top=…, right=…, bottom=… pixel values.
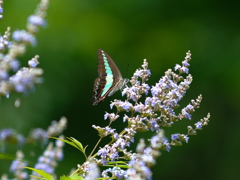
left=9, top=151, right=28, bottom=179
left=76, top=51, right=210, bottom=180
left=83, top=162, right=100, bottom=180
left=6, top=136, right=65, bottom=180
left=126, top=130, right=170, bottom=180
left=0, top=0, right=48, bottom=100
left=0, top=117, right=67, bottom=179
left=29, top=116, right=67, bottom=144
left=0, top=117, right=67, bottom=152
left=0, top=128, right=25, bottom=151
left=33, top=136, right=65, bottom=177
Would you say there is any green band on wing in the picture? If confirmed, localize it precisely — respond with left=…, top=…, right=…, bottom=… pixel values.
left=101, top=76, right=113, bottom=96
left=101, top=58, right=114, bottom=96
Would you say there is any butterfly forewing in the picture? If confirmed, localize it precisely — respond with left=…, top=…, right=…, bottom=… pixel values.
left=97, top=49, right=122, bottom=80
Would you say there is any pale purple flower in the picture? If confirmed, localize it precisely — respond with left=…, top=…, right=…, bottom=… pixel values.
left=143, top=152, right=155, bottom=163
left=141, top=165, right=152, bottom=180
left=98, top=147, right=109, bottom=165
left=122, top=86, right=140, bottom=101
left=28, top=58, right=39, bottom=68
left=171, top=134, right=179, bottom=140
left=121, top=87, right=128, bottom=96
left=0, top=35, right=10, bottom=50
left=104, top=112, right=109, bottom=120
left=180, top=78, right=191, bottom=86
left=113, top=133, right=119, bottom=139
left=182, top=67, right=189, bottom=74
left=133, top=69, right=142, bottom=78
left=28, top=15, right=46, bottom=27
left=30, top=128, right=48, bottom=141
left=182, top=60, right=190, bottom=66
left=12, top=30, right=36, bottom=45
left=195, top=121, right=202, bottom=129
left=105, top=127, right=113, bottom=134
left=134, top=103, right=145, bottom=113
left=44, top=149, right=55, bottom=159
left=110, top=101, right=115, bottom=109
left=0, top=128, right=14, bottom=140
left=163, top=141, right=171, bottom=152
left=85, top=162, right=100, bottom=180
left=119, top=101, right=133, bottom=111
left=186, top=104, right=194, bottom=110
left=109, top=151, right=119, bottom=161
left=123, top=114, right=128, bottom=122
left=150, top=136, right=160, bottom=149
left=151, top=85, right=162, bottom=96
left=34, top=162, right=54, bottom=174
left=127, top=160, right=152, bottom=180
left=181, top=108, right=192, bottom=120
left=126, top=168, right=138, bottom=179
left=10, top=160, right=27, bottom=172
left=142, top=83, right=150, bottom=95
left=174, top=64, right=181, bottom=71
left=0, top=69, right=8, bottom=80
left=98, top=147, right=108, bottom=158
left=146, top=69, right=151, bottom=76
left=10, top=60, right=20, bottom=71
left=183, top=135, right=189, bottom=143
left=9, top=69, right=33, bottom=92
left=145, top=97, right=159, bottom=107
left=149, top=119, right=159, bottom=131
left=115, top=138, right=129, bottom=149
left=102, top=168, right=112, bottom=178
left=9, top=151, right=28, bottom=179
left=129, top=91, right=137, bottom=101
left=56, top=139, right=64, bottom=148
left=112, top=167, right=127, bottom=179
left=104, top=112, right=119, bottom=121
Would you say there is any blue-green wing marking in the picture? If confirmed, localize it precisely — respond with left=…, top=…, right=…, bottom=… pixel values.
left=101, top=54, right=114, bottom=96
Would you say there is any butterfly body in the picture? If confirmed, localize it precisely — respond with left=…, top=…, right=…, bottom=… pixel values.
left=92, top=49, right=128, bottom=105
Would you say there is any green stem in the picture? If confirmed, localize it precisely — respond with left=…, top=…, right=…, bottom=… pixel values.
left=88, top=137, right=103, bottom=160
left=69, top=168, right=79, bottom=177
left=90, top=129, right=127, bottom=160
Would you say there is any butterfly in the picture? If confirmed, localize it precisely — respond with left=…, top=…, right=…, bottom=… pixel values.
left=92, top=49, right=128, bottom=105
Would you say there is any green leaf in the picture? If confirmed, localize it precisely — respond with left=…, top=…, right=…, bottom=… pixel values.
left=105, top=161, right=129, bottom=169
left=107, top=161, right=128, bottom=165
left=25, top=167, right=54, bottom=180
left=50, top=137, right=86, bottom=153
left=0, top=153, right=15, bottom=160
left=61, top=174, right=84, bottom=180
left=67, top=137, right=84, bottom=151
left=115, top=165, right=129, bottom=168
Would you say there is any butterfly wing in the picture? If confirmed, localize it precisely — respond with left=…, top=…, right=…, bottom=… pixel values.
left=92, top=49, right=123, bottom=105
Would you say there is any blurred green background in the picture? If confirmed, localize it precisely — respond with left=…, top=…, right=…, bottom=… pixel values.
left=0, top=0, right=239, bottom=179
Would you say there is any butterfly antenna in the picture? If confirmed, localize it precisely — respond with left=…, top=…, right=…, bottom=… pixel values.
left=125, top=63, right=130, bottom=87
left=125, top=63, right=129, bottom=78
